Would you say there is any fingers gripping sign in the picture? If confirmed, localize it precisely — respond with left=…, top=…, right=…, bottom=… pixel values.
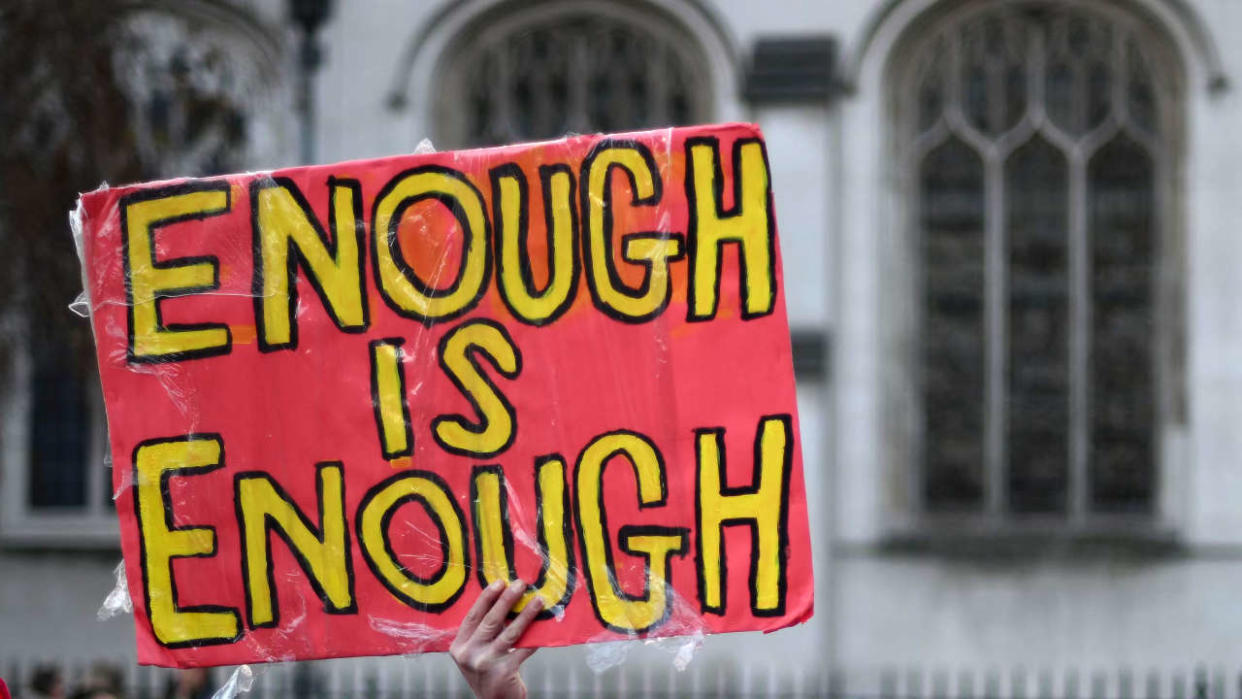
left=451, top=580, right=545, bottom=699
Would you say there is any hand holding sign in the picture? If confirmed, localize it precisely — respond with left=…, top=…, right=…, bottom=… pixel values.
left=451, top=580, right=543, bottom=699
left=74, top=123, right=813, bottom=667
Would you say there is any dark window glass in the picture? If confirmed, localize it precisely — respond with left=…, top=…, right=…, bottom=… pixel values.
left=1045, top=14, right=1114, bottom=136
left=28, top=329, right=89, bottom=509
left=1089, top=135, right=1156, bottom=513
left=1126, top=39, right=1158, bottom=135
left=959, top=14, right=1026, bottom=137
left=921, top=137, right=987, bottom=512
left=1006, top=136, right=1069, bottom=514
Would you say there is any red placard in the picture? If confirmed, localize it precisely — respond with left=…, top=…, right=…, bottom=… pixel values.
left=76, top=123, right=813, bottom=667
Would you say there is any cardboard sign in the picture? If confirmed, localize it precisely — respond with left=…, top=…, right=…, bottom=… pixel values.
left=76, top=123, right=813, bottom=667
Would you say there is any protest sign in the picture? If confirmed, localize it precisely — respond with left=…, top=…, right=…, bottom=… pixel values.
left=74, top=123, right=813, bottom=667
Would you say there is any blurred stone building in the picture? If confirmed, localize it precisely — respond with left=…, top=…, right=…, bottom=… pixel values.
left=2, top=0, right=1241, bottom=695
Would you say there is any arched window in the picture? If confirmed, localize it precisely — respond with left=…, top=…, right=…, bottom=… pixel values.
left=435, top=3, right=711, bottom=148
left=893, top=2, right=1181, bottom=519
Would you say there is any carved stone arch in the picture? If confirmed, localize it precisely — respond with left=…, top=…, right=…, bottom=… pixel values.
left=386, top=0, right=741, bottom=148
left=844, top=0, right=1226, bottom=97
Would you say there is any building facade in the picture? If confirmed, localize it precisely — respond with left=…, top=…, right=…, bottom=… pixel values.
left=2, top=0, right=1241, bottom=695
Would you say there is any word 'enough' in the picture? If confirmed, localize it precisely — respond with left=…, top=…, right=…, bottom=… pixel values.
left=133, top=415, right=794, bottom=649
left=122, top=137, right=775, bottom=363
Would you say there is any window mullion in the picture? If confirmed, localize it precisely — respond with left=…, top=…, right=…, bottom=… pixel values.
left=566, top=34, right=591, bottom=135
left=647, top=45, right=669, bottom=126
left=494, top=46, right=515, bottom=145
left=87, top=378, right=111, bottom=517
left=1068, top=152, right=1091, bottom=522
left=984, top=153, right=1007, bottom=518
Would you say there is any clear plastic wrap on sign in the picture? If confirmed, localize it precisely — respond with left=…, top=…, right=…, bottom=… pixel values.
left=72, top=124, right=814, bottom=669
left=210, top=665, right=254, bottom=699
left=98, top=561, right=133, bottom=621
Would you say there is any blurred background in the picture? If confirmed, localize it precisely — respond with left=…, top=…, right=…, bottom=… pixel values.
left=1, top=0, right=1240, bottom=696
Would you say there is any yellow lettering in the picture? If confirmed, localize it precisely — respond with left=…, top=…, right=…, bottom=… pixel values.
left=432, top=320, right=521, bottom=458
left=356, top=471, right=468, bottom=611
left=695, top=415, right=792, bottom=615
left=582, top=143, right=684, bottom=322
left=471, top=458, right=574, bottom=615
left=133, top=434, right=240, bottom=647
left=252, top=178, right=366, bottom=350
left=491, top=164, right=579, bottom=325
left=686, top=138, right=776, bottom=321
left=123, top=184, right=232, bottom=362
left=372, top=167, right=489, bottom=324
left=369, top=338, right=413, bottom=459
left=235, top=463, right=354, bottom=628
left=575, top=431, right=687, bottom=634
